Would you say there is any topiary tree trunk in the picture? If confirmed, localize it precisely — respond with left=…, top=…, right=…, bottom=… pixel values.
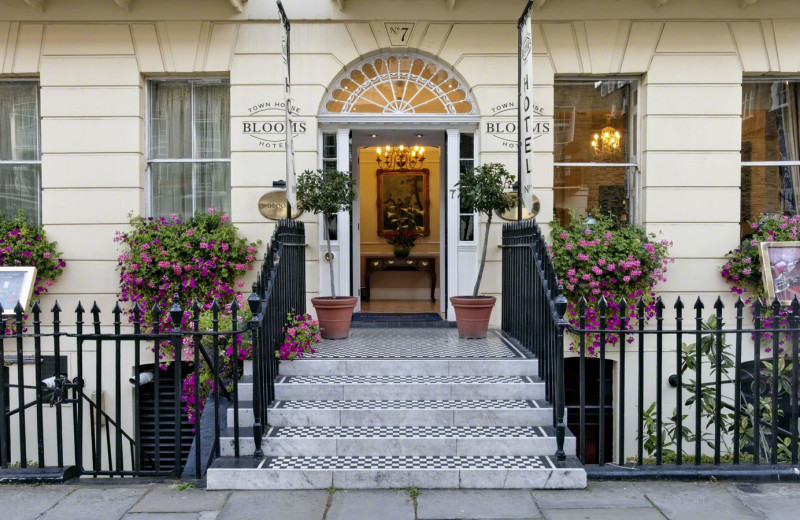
left=474, top=212, right=492, bottom=298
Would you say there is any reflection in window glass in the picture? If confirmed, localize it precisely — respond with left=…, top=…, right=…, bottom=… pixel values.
left=741, top=81, right=800, bottom=237
left=322, top=133, right=338, bottom=241
left=148, top=79, right=230, bottom=218
left=459, top=133, right=475, bottom=241
left=0, top=81, right=40, bottom=225
left=554, top=80, right=636, bottom=226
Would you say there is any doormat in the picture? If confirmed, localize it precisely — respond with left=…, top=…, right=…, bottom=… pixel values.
left=352, top=312, right=443, bottom=322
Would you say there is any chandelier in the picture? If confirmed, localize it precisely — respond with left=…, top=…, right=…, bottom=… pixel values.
left=376, top=145, right=425, bottom=170
left=590, top=116, right=621, bottom=154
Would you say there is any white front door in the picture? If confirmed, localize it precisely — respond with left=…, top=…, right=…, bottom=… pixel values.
left=318, top=129, right=352, bottom=301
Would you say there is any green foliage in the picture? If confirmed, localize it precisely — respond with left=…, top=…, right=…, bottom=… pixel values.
left=0, top=209, right=66, bottom=300
left=455, top=163, right=515, bottom=297
left=721, top=213, right=800, bottom=296
left=551, top=210, right=672, bottom=355
left=639, top=317, right=796, bottom=463
left=115, top=210, right=260, bottom=325
left=173, top=482, right=195, bottom=491
left=296, top=169, right=357, bottom=220
left=455, top=163, right=515, bottom=217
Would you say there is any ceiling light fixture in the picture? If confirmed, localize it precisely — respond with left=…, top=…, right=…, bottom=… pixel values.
left=376, top=145, right=426, bottom=170
left=591, top=115, right=621, bottom=155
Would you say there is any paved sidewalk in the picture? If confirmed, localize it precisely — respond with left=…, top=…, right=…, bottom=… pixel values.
left=1, top=480, right=798, bottom=520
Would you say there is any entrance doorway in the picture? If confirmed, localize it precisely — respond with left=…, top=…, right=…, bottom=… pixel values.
left=352, top=130, right=445, bottom=315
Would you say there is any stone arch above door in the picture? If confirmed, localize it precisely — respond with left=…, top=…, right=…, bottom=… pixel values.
left=321, top=52, right=477, bottom=115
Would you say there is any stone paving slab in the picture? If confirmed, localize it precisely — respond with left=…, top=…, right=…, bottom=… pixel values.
left=121, top=514, right=215, bottom=520
left=724, top=483, right=800, bottom=520
left=0, top=485, right=76, bottom=520
left=0, top=481, right=797, bottom=519
left=531, top=481, right=650, bottom=509
left=38, top=486, right=152, bottom=520
left=216, top=490, right=329, bottom=520
left=326, top=490, right=415, bottom=520
left=541, top=507, right=667, bottom=520
left=129, top=488, right=229, bottom=513
left=416, top=489, right=541, bottom=519
left=633, top=482, right=763, bottom=520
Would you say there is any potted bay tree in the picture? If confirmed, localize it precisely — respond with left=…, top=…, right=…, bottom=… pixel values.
left=297, top=168, right=358, bottom=339
left=451, top=163, right=515, bottom=338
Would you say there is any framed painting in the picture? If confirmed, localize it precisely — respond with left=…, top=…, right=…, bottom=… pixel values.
left=760, top=241, right=800, bottom=305
left=377, top=169, right=430, bottom=236
left=0, top=266, right=37, bottom=315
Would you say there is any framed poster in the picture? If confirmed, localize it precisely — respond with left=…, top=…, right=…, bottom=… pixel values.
left=760, top=241, right=800, bottom=305
left=0, top=266, right=37, bottom=315
left=377, top=169, right=430, bottom=236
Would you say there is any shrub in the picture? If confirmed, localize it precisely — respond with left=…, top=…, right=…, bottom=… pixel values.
left=115, top=208, right=261, bottom=424
left=115, top=209, right=261, bottom=326
left=278, top=312, right=322, bottom=360
left=550, top=211, right=672, bottom=354
left=0, top=210, right=66, bottom=302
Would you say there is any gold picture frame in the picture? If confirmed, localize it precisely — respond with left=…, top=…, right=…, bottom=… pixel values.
left=759, top=241, right=800, bottom=305
left=0, top=266, right=38, bottom=315
left=377, top=169, right=430, bottom=236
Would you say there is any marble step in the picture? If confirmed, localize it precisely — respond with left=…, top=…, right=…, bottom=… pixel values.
left=206, top=454, right=587, bottom=490
left=267, top=358, right=539, bottom=377
left=237, top=375, right=545, bottom=401
left=219, top=425, right=576, bottom=457
left=230, top=399, right=553, bottom=427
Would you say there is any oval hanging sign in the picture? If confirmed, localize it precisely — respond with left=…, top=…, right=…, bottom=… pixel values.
left=496, top=192, right=538, bottom=221
left=258, top=190, right=304, bottom=220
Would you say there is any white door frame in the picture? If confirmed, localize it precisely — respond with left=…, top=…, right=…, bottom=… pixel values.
left=320, top=120, right=478, bottom=319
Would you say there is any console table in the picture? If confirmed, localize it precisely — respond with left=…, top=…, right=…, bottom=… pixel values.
left=363, top=256, right=437, bottom=302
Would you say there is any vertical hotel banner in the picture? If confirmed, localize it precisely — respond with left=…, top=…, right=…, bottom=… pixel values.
left=277, top=0, right=297, bottom=210
left=518, top=1, right=535, bottom=214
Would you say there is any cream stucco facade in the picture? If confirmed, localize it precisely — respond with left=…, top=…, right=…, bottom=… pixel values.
left=3, top=0, right=799, bottom=326
left=4, top=0, right=800, bottom=465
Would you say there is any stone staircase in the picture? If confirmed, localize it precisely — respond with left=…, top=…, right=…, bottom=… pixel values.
left=206, top=328, right=586, bottom=489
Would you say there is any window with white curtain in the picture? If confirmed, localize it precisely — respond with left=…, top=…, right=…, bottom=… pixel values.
left=741, top=80, right=800, bottom=237
left=148, top=79, right=230, bottom=218
left=0, top=81, right=40, bottom=226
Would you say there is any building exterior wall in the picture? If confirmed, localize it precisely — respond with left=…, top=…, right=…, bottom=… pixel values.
left=4, top=0, right=800, bottom=463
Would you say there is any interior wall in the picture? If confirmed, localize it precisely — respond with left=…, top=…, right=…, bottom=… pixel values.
left=358, top=146, right=441, bottom=301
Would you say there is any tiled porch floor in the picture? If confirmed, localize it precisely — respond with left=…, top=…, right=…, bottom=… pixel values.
left=306, top=328, right=527, bottom=359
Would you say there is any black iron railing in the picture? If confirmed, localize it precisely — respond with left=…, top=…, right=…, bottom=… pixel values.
left=501, top=219, right=567, bottom=462
left=0, top=219, right=304, bottom=480
left=570, top=295, right=799, bottom=477
left=502, top=219, right=800, bottom=478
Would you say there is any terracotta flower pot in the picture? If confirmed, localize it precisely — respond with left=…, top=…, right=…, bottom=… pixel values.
left=450, top=296, right=497, bottom=339
left=311, top=296, right=358, bottom=339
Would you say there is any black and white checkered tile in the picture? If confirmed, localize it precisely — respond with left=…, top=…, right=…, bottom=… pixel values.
left=262, top=455, right=554, bottom=470
left=271, top=399, right=543, bottom=409
left=277, top=375, right=537, bottom=384
left=266, top=425, right=550, bottom=438
left=305, top=329, right=523, bottom=359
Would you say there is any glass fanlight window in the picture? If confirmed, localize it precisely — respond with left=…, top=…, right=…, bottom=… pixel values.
left=323, top=55, right=474, bottom=115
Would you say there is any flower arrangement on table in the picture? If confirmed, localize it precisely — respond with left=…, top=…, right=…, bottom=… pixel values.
left=277, top=312, right=322, bottom=360
left=115, top=208, right=261, bottom=423
left=384, top=204, right=422, bottom=257
left=550, top=211, right=672, bottom=355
